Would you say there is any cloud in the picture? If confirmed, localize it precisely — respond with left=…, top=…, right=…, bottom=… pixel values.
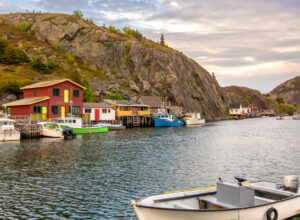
left=0, top=0, right=300, bottom=91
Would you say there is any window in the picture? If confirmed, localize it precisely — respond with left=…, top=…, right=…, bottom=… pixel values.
left=108, top=109, right=111, bottom=113
left=139, top=106, right=148, bottom=111
left=53, top=88, right=60, bottom=97
left=51, top=106, right=58, bottom=115
left=102, top=109, right=107, bottom=114
left=120, top=106, right=130, bottom=111
left=72, top=106, right=81, bottom=115
left=34, top=88, right=36, bottom=96
left=85, top=108, right=91, bottom=114
left=73, top=90, right=79, bottom=97
left=33, top=106, right=41, bottom=114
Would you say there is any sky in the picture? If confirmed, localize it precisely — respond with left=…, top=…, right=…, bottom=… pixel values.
left=1, top=0, right=300, bottom=93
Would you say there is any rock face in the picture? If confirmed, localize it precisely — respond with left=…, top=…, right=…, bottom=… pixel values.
left=270, top=76, right=300, bottom=106
left=0, top=13, right=229, bottom=121
left=223, top=86, right=271, bottom=109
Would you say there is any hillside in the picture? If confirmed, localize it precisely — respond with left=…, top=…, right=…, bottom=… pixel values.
left=270, top=75, right=300, bottom=106
left=0, top=13, right=228, bottom=121
left=223, top=86, right=271, bottom=109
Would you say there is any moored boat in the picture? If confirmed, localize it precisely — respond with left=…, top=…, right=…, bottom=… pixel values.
left=154, top=114, right=184, bottom=127
left=38, top=122, right=63, bottom=138
left=131, top=176, right=300, bottom=220
left=292, top=112, right=300, bottom=120
left=93, top=122, right=126, bottom=130
left=57, top=117, right=108, bottom=134
left=184, top=113, right=205, bottom=126
left=276, top=115, right=284, bottom=120
left=0, top=118, right=20, bottom=141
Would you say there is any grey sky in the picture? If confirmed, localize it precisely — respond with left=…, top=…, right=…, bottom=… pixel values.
left=1, top=0, right=299, bottom=92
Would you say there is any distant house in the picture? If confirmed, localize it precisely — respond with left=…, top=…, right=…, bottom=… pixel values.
left=229, top=103, right=251, bottom=118
left=103, top=99, right=150, bottom=117
left=83, top=101, right=116, bottom=121
left=2, top=79, right=85, bottom=120
left=139, top=96, right=167, bottom=114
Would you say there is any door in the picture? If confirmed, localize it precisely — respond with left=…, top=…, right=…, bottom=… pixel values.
left=132, top=107, right=138, bottom=116
left=42, top=106, right=48, bottom=121
left=95, top=109, right=100, bottom=121
left=61, top=106, right=66, bottom=118
left=64, top=89, right=69, bottom=103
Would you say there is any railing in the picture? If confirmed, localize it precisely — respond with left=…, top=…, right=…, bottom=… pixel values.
left=30, top=114, right=47, bottom=121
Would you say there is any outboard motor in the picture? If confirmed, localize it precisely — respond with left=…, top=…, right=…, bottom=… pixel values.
left=62, top=128, right=76, bottom=140
left=283, top=175, right=298, bottom=193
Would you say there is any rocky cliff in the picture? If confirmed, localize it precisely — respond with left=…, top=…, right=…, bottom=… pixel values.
left=223, top=86, right=271, bottom=109
left=270, top=75, right=300, bottom=106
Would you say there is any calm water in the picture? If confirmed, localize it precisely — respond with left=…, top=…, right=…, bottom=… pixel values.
left=0, top=117, right=299, bottom=219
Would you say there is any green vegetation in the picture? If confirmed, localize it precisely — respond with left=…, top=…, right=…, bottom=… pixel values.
left=132, top=73, right=139, bottom=82
left=0, top=39, right=30, bottom=65
left=105, top=91, right=123, bottom=100
left=123, top=55, right=129, bottom=66
left=30, top=57, right=51, bottom=74
left=108, top=25, right=122, bottom=34
left=193, top=70, right=200, bottom=78
left=273, top=98, right=297, bottom=115
left=246, top=96, right=252, bottom=104
left=122, top=26, right=143, bottom=40
left=73, top=10, right=83, bottom=19
left=65, top=52, right=75, bottom=63
left=125, top=43, right=132, bottom=53
left=160, top=33, right=165, bottom=45
left=54, top=40, right=60, bottom=51
left=201, top=109, right=206, bottom=117
left=0, top=81, right=23, bottom=98
left=47, top=61, right=59, bottom=71
left=17, top=21, right=31, bottom=32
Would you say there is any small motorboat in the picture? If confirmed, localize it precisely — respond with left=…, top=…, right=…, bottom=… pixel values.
left=0, top=118, right=20, bottom=141
left=184, top=113, right=205, bottom=126
left=39, top=122, right=63, bottom=138
left=154, top=114, right=184, bottom=127
left=131, top=176, right=300, bottom=220
left=93, top=122, right=126, bottom=131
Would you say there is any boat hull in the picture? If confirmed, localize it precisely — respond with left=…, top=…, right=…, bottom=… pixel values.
left=70, top=126, right=108, bottom=134
left=154, top=118, right=184, bottom=127
left=0, top=132, right=20, bottom=141
left=184, top=118, right=205, bottom=125
left=41, top=129, right=63, bottom=138
left=132, top=196, right=300, bottom=220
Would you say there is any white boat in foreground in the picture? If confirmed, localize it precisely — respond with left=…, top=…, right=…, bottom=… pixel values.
left=131, top=176, right=300, bottom=220
left=39, top=122, right=63, bottom=138
left=0, top=118, right=20, bottom=141
left=184, top=113, right=205, bottom=125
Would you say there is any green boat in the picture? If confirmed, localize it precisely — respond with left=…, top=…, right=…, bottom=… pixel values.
left=57, top=117, right=108, bottom=134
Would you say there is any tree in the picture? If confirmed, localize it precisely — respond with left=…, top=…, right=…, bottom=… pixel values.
left=160, top=33, right=165, bottom=45
left=73, top=10, right=83, bottom=19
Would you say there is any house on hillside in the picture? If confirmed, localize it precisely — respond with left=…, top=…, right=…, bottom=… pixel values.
left=2, top=79, right=85, bottom=120
left=139, top=96, right=167, bottom=114
left=83, top=101, right=116, bottom=121
left=229, top=103, right=251, bottom=118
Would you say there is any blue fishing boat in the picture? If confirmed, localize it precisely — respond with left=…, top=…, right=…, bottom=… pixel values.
left=154, top=114, right=184, bottom=127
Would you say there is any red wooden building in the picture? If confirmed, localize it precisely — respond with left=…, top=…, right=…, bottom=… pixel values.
left=3, top=79, right=85, bottom=120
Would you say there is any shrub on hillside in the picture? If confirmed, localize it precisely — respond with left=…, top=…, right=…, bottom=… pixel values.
left=105, top=92, right=122, bottom=100
left=17, top=21, right=31, bottom=32
left=30, top=57, right=51, bottom=74
left=66, top=52, right=75, bottom=63
left=123, top=26, right=143, bottom=40
left=73, top=10, right=83, bottom=19
left=108, top=26, right=122, bottom=34
left=0, top=81, right=23, bottom=98
left=0, top=46, right=30, bottom=65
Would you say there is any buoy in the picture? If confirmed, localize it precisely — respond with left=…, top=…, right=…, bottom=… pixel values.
left=88, top=131, right=92, bottom=134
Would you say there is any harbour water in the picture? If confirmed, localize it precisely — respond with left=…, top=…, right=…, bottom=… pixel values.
left=0, top=117, right=299, bottom=219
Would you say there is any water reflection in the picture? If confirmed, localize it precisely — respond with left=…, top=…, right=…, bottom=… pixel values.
left=0, top=117, right=300, bottom=219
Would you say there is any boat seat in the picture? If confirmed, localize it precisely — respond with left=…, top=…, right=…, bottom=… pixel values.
left=199, top=196, right=238, bottom=209
left=254, top=196, right=275, bottom=205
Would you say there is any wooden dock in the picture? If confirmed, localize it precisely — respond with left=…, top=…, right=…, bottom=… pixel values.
left=14, top=122, right=42, bottom=138
left=118, top=116, right=153, bottom=127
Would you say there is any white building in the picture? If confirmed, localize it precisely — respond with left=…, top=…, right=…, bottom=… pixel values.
left=83, top=101, right=116, bottom=121
left=229, top=103, right=251, bottom=117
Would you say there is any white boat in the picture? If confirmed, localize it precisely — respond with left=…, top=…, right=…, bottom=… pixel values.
left=39, top=122, right=63, bottom=138
left=292, top=112, right=300, bottom=120
left=131, top=176, right=300, bottom=220
left=0, top=118, right=20, bottom=141
left=276, top=115, right=284, bottom=120
left=93, top=122, right=126, bottom=130
left=184, top=113, right=205, bottom=125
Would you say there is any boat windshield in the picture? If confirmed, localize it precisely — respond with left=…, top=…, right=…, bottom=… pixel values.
left=44, top=123, right=59, bottom=129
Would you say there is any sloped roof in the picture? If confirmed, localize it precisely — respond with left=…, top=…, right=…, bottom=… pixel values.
left=21, top=79, right=86, bottom=90
left=83, top=101, right=112, bottom=108
left=2, top=97, right=49, bottom=106
left=139, top=96, right=163, bottom=108
left=103, top=99, right=149, bottom=107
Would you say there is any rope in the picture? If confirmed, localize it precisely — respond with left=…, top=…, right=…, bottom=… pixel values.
left=130, top=211, right=136, bottom=220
